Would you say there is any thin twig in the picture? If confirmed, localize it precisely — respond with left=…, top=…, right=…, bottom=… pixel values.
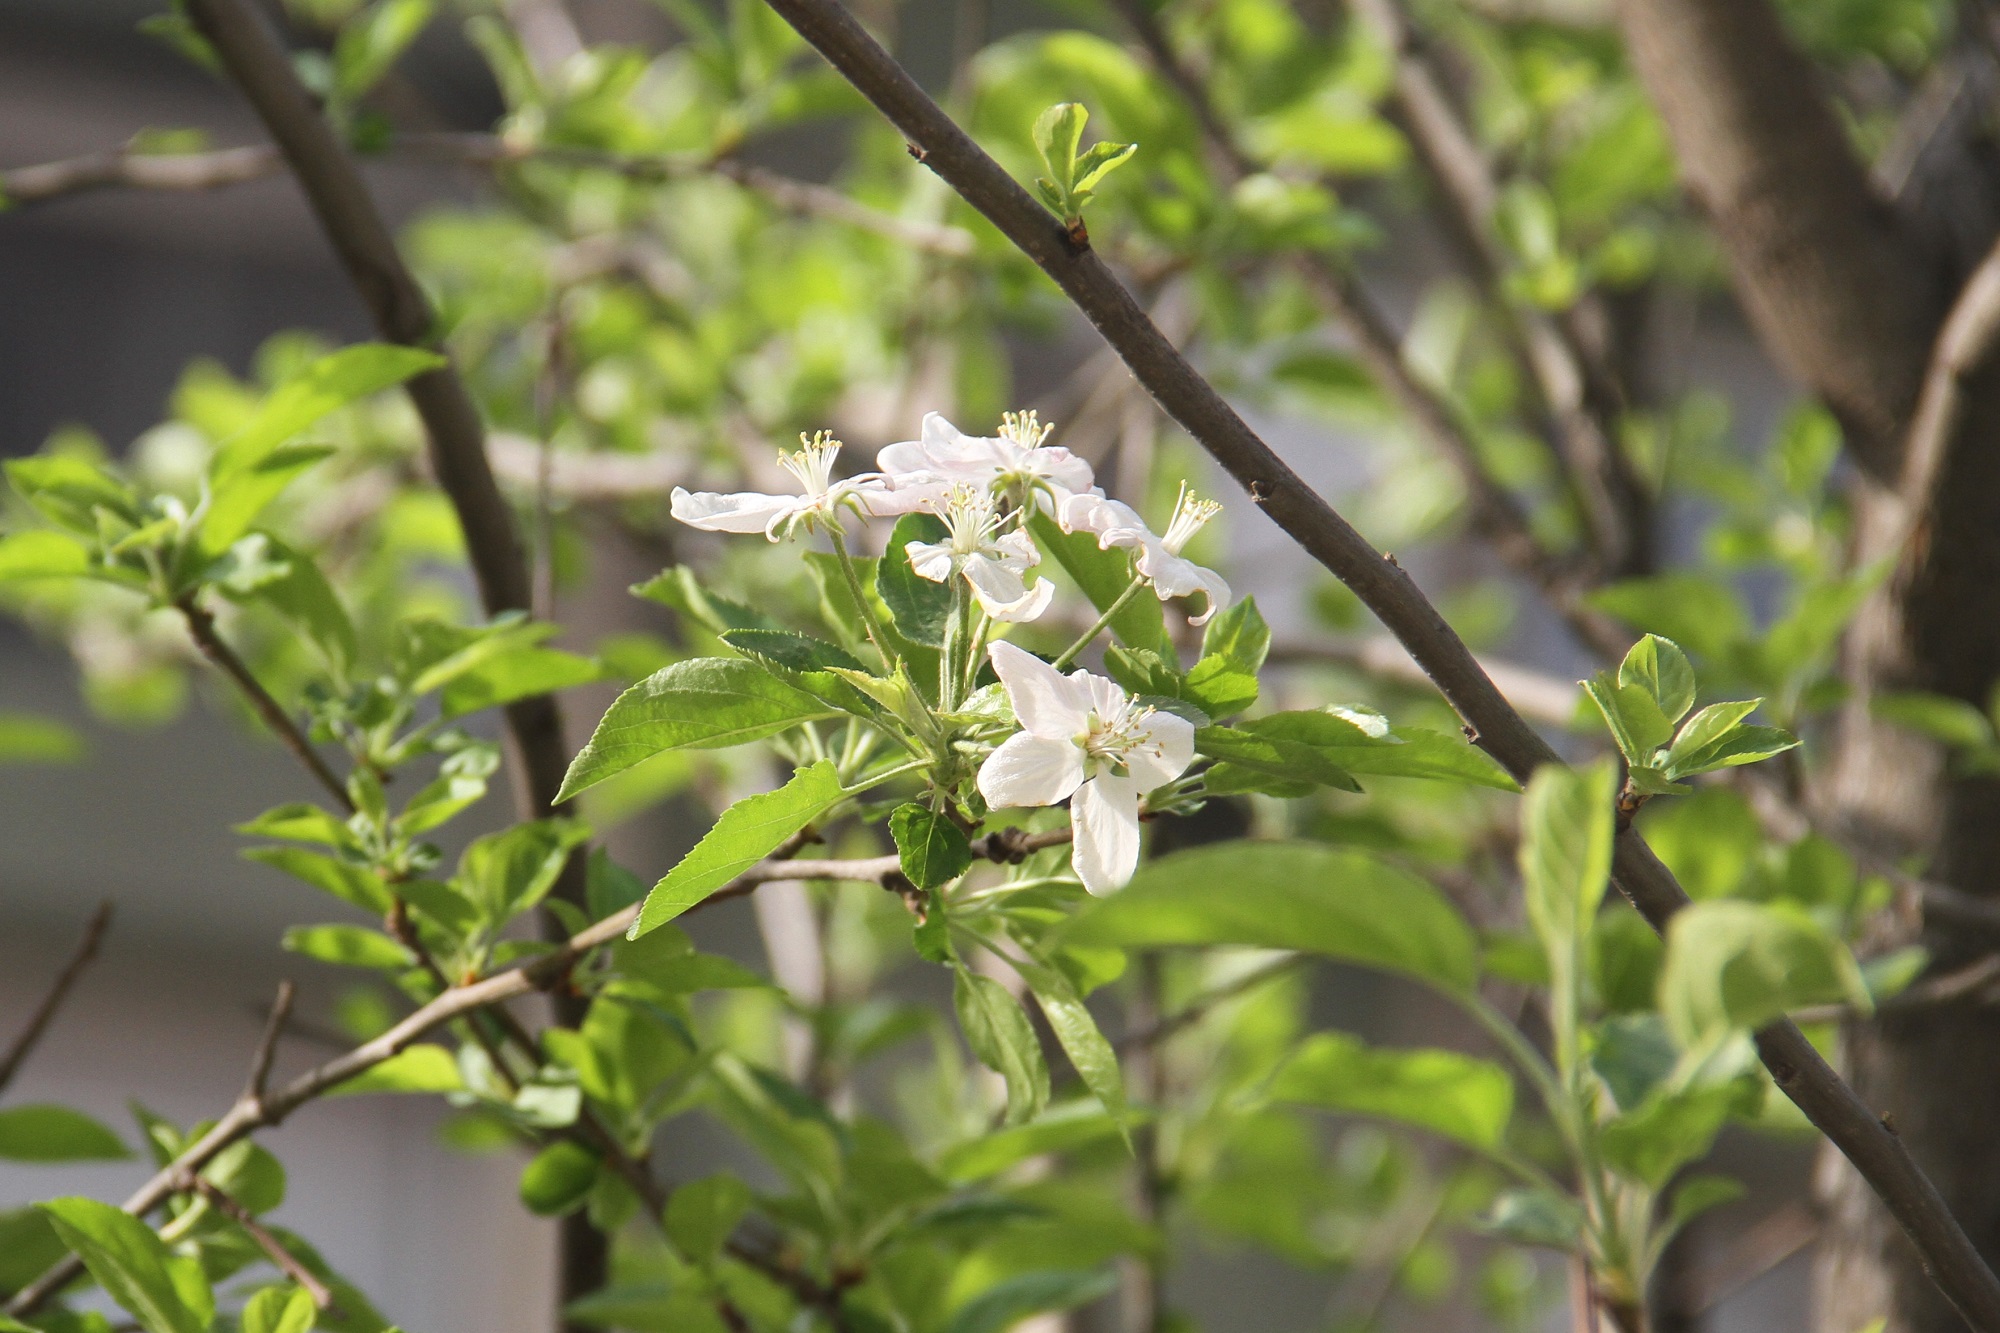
left=1113, top=954, right=1304, bottom=1052
left=0, top=135, right=978, bottom=257
left=188, top=1178, right=339, bottom=1312
left=1791, top=953, right=2000, bottom=1026
left=0, top=902, right=114, bottom=1097
left=745, top=2, right=2000, bottom=1324
left=177, top=596, right=352, bottom=812
left=243, top=981, right=296, bottom=1109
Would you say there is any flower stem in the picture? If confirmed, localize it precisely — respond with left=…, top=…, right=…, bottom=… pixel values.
left=827, top=529, right=898, bottom=670
left=941, top=576, right=970, bottom=710
left=1052, top=575, right=1147, bottom=670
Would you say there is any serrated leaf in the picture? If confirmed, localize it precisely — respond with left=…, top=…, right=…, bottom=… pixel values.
left=239, top=1285, right=317, bottom=1333
left=558, top=658, right=839, bottom=802
left=664, top=1174, right=752, bottom=1264
left=878, top=513, right=954, bottom=648
left=1195, top=724, right=1360, bottom=792
left=633, top=761, right=846, bottom=936
left=243, top=847, right=393, bottom=914
left=440, top=646, right=602, bottom=719
left=631, top=566, right=776, bottom=633
left=38, top=1197, right=211, bottom=1333
left=1012, top=955, right=1125, bottom=1129
left=945, top=1269, right=1117, bottom=1333
left=0, top=530, right=92, bottom=581
left=953, top=965, right=1050, bottom=1125
left=1272, top=1032, right=1513, bottom=1150
left=1028, top=511, right=1168, bottom=657
left=1618, top=634, right=1696, bottom=725
left=890, top=803, right=973, bottom=890
left=281, top=924, right=413, bottom=971
left=1063, top=843, right=1478, bottom=993
left=333, top=0, right=434, bottom=100
left=1658, top=900, right=1870, bottom=1045
left=328, top=1045, right=463, bottom=1096
left=209, top=344, right=441, bottom=484
left=1583, top=673, right=1674, bottom=766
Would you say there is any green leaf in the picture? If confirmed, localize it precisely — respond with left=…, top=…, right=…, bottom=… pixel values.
left=38, top=1197, right=211, bottom=1333
left=1236, top=709, right=1517, bottom=790
left=519, top=1140, right=598, bottom=1216
left=1032, top=103, right=1088, bottom=196
left=1195, top=724, right=1360, bottom=792
left=6, top=456, right=138, bottom=533
left=1063, top=843, right=1479, bottom=993
left=1587, top=574, right=1748, bottom=664
left=441, top=647, right=602, bottom=719
left=1597, top=1083, right=1737, bottom=1188
left=1201, top=596, right=1270, bottom=673
left=1663, top=700, right=1799, bottom=777
left=1072, top=139, right=1138, bottom=194
left=953, top=964, right=1050, bottom=1125
left=557, top=658, right=838, bottom=802
left=1012, top=955, right=1126, bottom=1128
left=935, top=1103, right=1124, bottom=1182
left=1181, top=655, right=1258, bottom=718
left=1618, top=634, right=1696, bottom=725
left=0, top=530, right=91, bottom=581
left=456, top=819, right=589, bottom=923
left=663, top=1174, right=753, bottom=1264
left=890, top=803, right=974, bottom=890
left=1520, top=763, right=1616, bottom=1009
left=243, top=847, right=393, bottom=914
left=719, top=628, right=865, bottom=674
left=1873, top=691, right=1995, bottom=749
left=1658, top=900, right=1871, bottom=1045
left=329, top=1045, right=463, bottom=1096
left=1582, top=673, right=1674, bottom=766
left=232, top=536, right=358, bottom=671
left=281, top=924, right=414, bottom=971
left=1475, top=1188, right=1583, bottom=1250
left=1028, top=511, right=1168, bottom=657
left=1667, top=1175, right=1746, bottom=1233
left=240, top=1285, right=317, bottom=1333
left=633, top=761, right=846, bottom=936
left=631, top=566, right=776, bottom=633
left=878, top=513, right=954, bottom=648
left=0, top=1208, right=69, bottom=1295
left=209, top=344, right=441, bottom=483
left=0, top=1105, right=129, bottom=1162
left=333, top=0, right=434, bottom=100
left=1272, top=1031, right=1513, bottom=1151
left=0, top=712, right=85, bottom=764
left=945, top=1269, right=1117, bottom=1333
left=198, top=446, right=335, bottom=557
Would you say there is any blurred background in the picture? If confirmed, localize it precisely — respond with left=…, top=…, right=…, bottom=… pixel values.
left=0, top=0, right=1819, bottom=1328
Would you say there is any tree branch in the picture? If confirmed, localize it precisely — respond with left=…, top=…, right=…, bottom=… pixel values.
left=0, top=136, right=976, bottom=257
left=1100, top=0, right=1626, bottom=657
left=177, top=595, right=353, bottom=813
left=187, top=1178, right=338, bottom=1312
left=1615, top=0, right=1943, bottom=477
left=0, top=902, right=113, bottom=1098
left=741, top=2, right=2000, bottom=1323
left=242, top=981, right=295, bottom=1110
left=1345, top=0, right=1652, bottom=577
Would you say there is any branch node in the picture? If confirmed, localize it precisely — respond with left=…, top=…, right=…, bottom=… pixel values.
left=242, top=981, right=296, bottom=1113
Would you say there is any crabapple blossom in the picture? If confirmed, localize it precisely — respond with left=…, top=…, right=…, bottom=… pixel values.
left=904, top=484, right=1054, bottom=622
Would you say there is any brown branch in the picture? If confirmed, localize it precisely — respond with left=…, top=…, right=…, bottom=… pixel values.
left=741, top=3, right=2000, bottom=1325
left=0, top=902, right=113, bottom=1097
left=1101, top=0, right=1626, bottom=658
left=1791, top=954, right=2000, bottom=1027
left=188, top=1178, right=338, bottom=1312
left=243, top=981, right=295, bottom=1109
left=0, top=841, right=914, bottom=1321
left=1345, top=0, right=1652, bottom=578
left=0, top=136, right=977, bottom=257
left=177, top=595, right=353, bottom=812
left=1896, top=234, right=2000, bottom=534
left=1616, top=0, right=1941, bottom=478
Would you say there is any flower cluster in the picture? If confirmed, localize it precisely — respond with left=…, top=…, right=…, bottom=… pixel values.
left=669, top=411, right=1230, bottom=626
left=667, top=410, right=1232, bottom=892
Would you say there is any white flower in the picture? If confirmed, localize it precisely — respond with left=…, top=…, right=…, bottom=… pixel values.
left=905, top=484, right=1055, bottom=622
left=671, top=431, right=910, bottom=540
left=878, top=411, right=1098, bottom=513
left=1060, top=484, right=1233, bottom=625
left=976, top=641, right=1195, bottom=895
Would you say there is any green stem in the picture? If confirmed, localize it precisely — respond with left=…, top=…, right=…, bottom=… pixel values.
left=961, top=609, right=991, bottom=700
left=941, top=575, right=971, bottom=710
left=828, top=528, right=898, bottom=669
left=1052, top=575, right=1148, bottom=670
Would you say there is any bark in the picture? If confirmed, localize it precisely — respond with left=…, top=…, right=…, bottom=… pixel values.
left=1616, top=0, right=1945, bottom=478
left=1615, top=2, right=2000, bottom=1330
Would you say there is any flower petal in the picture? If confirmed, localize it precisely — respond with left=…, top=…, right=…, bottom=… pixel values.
left=1070, top=772, right=1141, bottom=895
left=963, top=556, right=1054, bottom=622
left=978, top=731, right=1084, bottom=808
left=988, top=640, right=1091, bottom=736
left=1124, top=709, right=1197, bottom=790
left=990, top=528, right=1041, bottom=573
left=671, top=487, right=799, bottom=535
left=905, top=541, right=956, bottom=584
left=1185, top=566, right=1233, bottom=626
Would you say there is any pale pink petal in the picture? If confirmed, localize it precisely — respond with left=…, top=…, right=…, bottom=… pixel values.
left=978, top=732, right=1084, bottom=808
left=1071, top=772, right=1142, bottom=895
left=988, top=640, right=1091, bottom=736
left=990, top=528, right=1041, bottom=573
left=670, top=487, right=798, bottom=535
left=1123, top=710, right=1197, bottom=790
left=1185, top=566, right=1232, bottom=626
left=1030, top=448, right=1097, bottom=497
